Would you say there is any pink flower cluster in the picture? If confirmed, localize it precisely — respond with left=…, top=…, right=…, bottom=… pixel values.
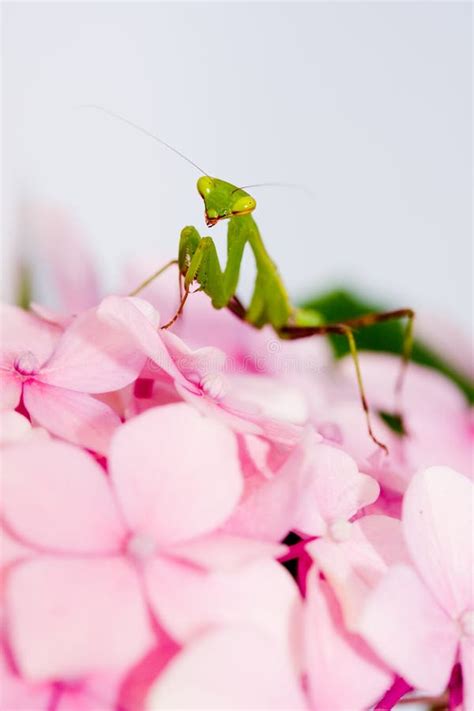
left=1, top=277, right=473, bottom=709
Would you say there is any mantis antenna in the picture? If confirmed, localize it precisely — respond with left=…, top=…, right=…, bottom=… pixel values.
left=78, top=104, right=210, bottom=176
left=232, top=182, right=315, bottom=199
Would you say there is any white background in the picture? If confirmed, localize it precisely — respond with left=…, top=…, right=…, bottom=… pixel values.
left=2, top=1, right=472, bottom=330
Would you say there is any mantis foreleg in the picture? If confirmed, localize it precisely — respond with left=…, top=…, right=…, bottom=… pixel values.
left=182, top=234, right=240, bottom=308
left=160, top=224, right=248, bottom=328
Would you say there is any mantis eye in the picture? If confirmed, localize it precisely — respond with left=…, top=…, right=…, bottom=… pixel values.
left=197, top=176, right=214, bottom=197
left=232, top=195, right=257, bottom=214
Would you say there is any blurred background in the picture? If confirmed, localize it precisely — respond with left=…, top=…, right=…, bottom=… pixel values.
left=2, top=1, right=472, bottom=332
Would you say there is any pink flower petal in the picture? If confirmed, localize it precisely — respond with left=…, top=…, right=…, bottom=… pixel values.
left=358, top=564, right=459, bottom=694
left=145, top=557, right=301, bottom=659
left=226, top=374, right=309, bottom=425
left=157, top=330, right=307, bottom=444
left=109, top=404, right=243, bottom=547
left=1, top=527, right=32, bottom=571
left=402, top=466, right=473, bottom=617
left=27, top=204, right=101, bottom=313
left=340, top=352, right=467, bottom=415
left=29, top=302, right=73, bottom=329
left=145, top=626, right=307, bottom=710
left=0, top=411, right=48, bottom=446
left=304, top=571, right=392, bottom=711
left=38, top=302, right=148, bottom=393
left=1, top=440, right=126, bottom=554
left=97, top=296, right=190, bottom=387
left=460, top=636, right=474, bottom=711
left=338, top=354, right=472, bottom=479
left=24, top=381, right=121, bottom=454
left=168, top=533, right=286, bottom=570
left=0, top=371, right=22, bottom=410
left=314, top=401, right=405, bottom=492
left=278, top=431, right=379, bottom=536
left=175, top=381, right=265, bottom=437
left=222, top=440, right=304, bottom=542
left=160, top=329, right=227, bottom=383
left=0, top=410, right=30, bottom=444
left=122, top=263, right=330, bottom=376
left=0, top=650, right=51, bottom=711
left=54, top=674, right=121, bottom=711
left=117, top=642, right=180, bottom=711
left=6, top=557, right=154, bottom=681
left=307, top=515, right=409, bottom=629
left=55, top=692, right=110, bottom=711
left=0, top=304, right=61, bottom=366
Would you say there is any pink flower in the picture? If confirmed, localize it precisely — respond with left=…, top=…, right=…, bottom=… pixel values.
left=143, top=566, right=392, bottom=711
left=0, top=298, right=177, bottom=454
left=0, top=411, right=49, bottom=446
left=25, top=204, right=101, bottom=314
left=145, top=625, right=307, bottom=710
left=222, top=429, right=380, bottom=547
left=307, top=514, right=409, bottom=629
left=337, top=354, right=473, bottom=485
left=303, top=569, right=392, bottom=710
left=4, top=204, right=473, bottom=708
left=1, top=645, right=123, bottom=711
left=122, top=255, right=330, bottom=379
left=158, top=329, right=307, bottom=443
left=280, top=430, right=380, bottom=538
left=101, top=295, right=309, bottom=445
left=1, top=403, right=249, bottom=682
left=142, top=557, right=299, bottom=661
left=358, top=466, right=474, bottom=705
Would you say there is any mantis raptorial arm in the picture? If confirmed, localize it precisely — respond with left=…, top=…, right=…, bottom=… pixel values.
left=179, top=223, right=247, bottom=307
left=165, top=213, right=292, bottom=329
left=159, top=220, right=247, bottom=328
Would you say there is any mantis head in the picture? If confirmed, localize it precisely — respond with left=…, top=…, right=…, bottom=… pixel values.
left=197, top=177, right=257, bottom=227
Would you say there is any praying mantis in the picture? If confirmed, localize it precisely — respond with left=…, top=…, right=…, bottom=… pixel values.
left=86, top=107, right=415, bottom=452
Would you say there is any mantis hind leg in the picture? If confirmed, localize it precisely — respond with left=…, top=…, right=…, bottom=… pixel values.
left=281, top=309, right=415, bottom=391
left=280, top=321, right=389, bottom=452
left=279, top=308, right=415, bottom=453
left=339, top=308, right=415, bottom=396
left=227, top=299, right=415, bottom=453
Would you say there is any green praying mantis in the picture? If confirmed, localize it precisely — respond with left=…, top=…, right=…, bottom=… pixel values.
left=86, top=106, right=415, bottom=453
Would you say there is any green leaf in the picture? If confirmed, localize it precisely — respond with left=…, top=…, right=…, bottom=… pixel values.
left=379, top=411, right=406, bottom=436
left=302, top=288, right=474, bottom=403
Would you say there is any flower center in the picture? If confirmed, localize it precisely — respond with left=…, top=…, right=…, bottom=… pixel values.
left=200, top=373, right=227, bottom=401
left=14, top=351, right=39, bottom=376
left=126, top=532, right=157, bottom=561
left=328, top=519, right=352, bottom=542
left=460, top=610, right=474, bottom=637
